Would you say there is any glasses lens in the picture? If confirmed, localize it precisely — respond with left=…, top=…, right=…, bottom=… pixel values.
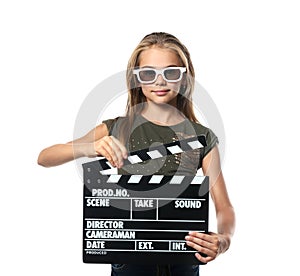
left=164, top=68, right=181, bottom=80
left=139, top=69, right=156, bottom=82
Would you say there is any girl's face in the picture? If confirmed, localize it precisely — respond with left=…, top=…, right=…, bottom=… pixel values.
left=138, top=46, right=184, bottom=106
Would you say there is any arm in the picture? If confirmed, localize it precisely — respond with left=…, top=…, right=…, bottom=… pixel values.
left=37, top=123, right=127, bottom=168
left=185, top=146, right=235, bottom=263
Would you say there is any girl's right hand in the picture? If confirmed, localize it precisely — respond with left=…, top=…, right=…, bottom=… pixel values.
left=38, top=124, right=127, bottom=168
left=91, top=136, right=128, bottom=168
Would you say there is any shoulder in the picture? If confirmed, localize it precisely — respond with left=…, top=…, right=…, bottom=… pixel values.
left=189, top=121, right=219, bottom=156
left=190, top=121, right=211, bottom=134
left=102, top=116, right=127, bottom=125
left=102, top=116, right=128, bottom=135
left=188, top=121, right=217, bottom=139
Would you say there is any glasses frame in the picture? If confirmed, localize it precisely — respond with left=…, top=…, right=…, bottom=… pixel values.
left=133, top=67, right=186, bottom=84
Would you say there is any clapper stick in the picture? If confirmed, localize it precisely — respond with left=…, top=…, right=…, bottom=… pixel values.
left=82, top=135, right=209, bottom=265
left=94, top=135, right=207, bottom=171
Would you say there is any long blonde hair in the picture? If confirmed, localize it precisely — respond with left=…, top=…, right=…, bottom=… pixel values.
left=121, top=32, right=197, bottom=144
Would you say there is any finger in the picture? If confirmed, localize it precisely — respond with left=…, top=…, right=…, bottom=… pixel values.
left=188, top=232, right=216, bottom=245
left=186, top=241, right=216, bottom=256
left=185, top=240, right=203, bottom=252
left=110, top=137, right=127, bottom=167
left=185, top=240, right=216, bottom=257
left=111, top=136, right=128, bottom=159
left=99, top=146, right=116, bottom=167
left=185, top=235, right=212, bottom=250
left=186, top=234, right=219, bottom=255
left=106, top=136, right=123, bottom=168
left=95, top=139, right=117, bottom=167
left=102, top=136, right=123, bottom=167
left=195, top=253, right=214, bottom=264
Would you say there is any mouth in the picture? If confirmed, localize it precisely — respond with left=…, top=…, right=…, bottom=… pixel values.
left=152, top=89, right=170, bottom=96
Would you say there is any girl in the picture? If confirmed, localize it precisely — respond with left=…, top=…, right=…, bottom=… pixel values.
left=38, top=32, right=235, bottom=276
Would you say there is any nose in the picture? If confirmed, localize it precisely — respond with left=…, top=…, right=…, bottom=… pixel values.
left=155, top=73, right=166, bottom=85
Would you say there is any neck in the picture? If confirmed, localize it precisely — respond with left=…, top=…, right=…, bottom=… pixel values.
left=141, top=102, right=185, bottom=126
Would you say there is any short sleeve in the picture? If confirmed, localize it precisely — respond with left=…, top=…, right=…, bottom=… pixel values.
left=102, top=117, right=119, bottom=135
left=203, top=128, right=219, bottom=157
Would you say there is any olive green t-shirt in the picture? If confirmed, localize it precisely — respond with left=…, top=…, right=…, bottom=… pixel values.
left=103, top=115, right=218, bottom=176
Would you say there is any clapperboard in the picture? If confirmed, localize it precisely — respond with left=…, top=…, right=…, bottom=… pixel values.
left=83, top=136, right=209, bottom=265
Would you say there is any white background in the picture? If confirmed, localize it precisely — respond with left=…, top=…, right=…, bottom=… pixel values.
left=1, top=0, right=299, bottom=275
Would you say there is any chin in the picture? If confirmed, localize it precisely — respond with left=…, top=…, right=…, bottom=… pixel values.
left=149, top=97, right=177, bottom=106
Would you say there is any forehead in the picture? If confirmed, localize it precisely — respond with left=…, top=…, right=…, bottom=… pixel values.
left=138, top=47, right=182, bottom=67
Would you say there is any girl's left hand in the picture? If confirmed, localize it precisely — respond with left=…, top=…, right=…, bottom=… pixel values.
left=185, top=232, right=229, bottom=263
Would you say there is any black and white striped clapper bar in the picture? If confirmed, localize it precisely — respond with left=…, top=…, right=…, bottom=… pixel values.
left=82, top=135, right=209, bottom=265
